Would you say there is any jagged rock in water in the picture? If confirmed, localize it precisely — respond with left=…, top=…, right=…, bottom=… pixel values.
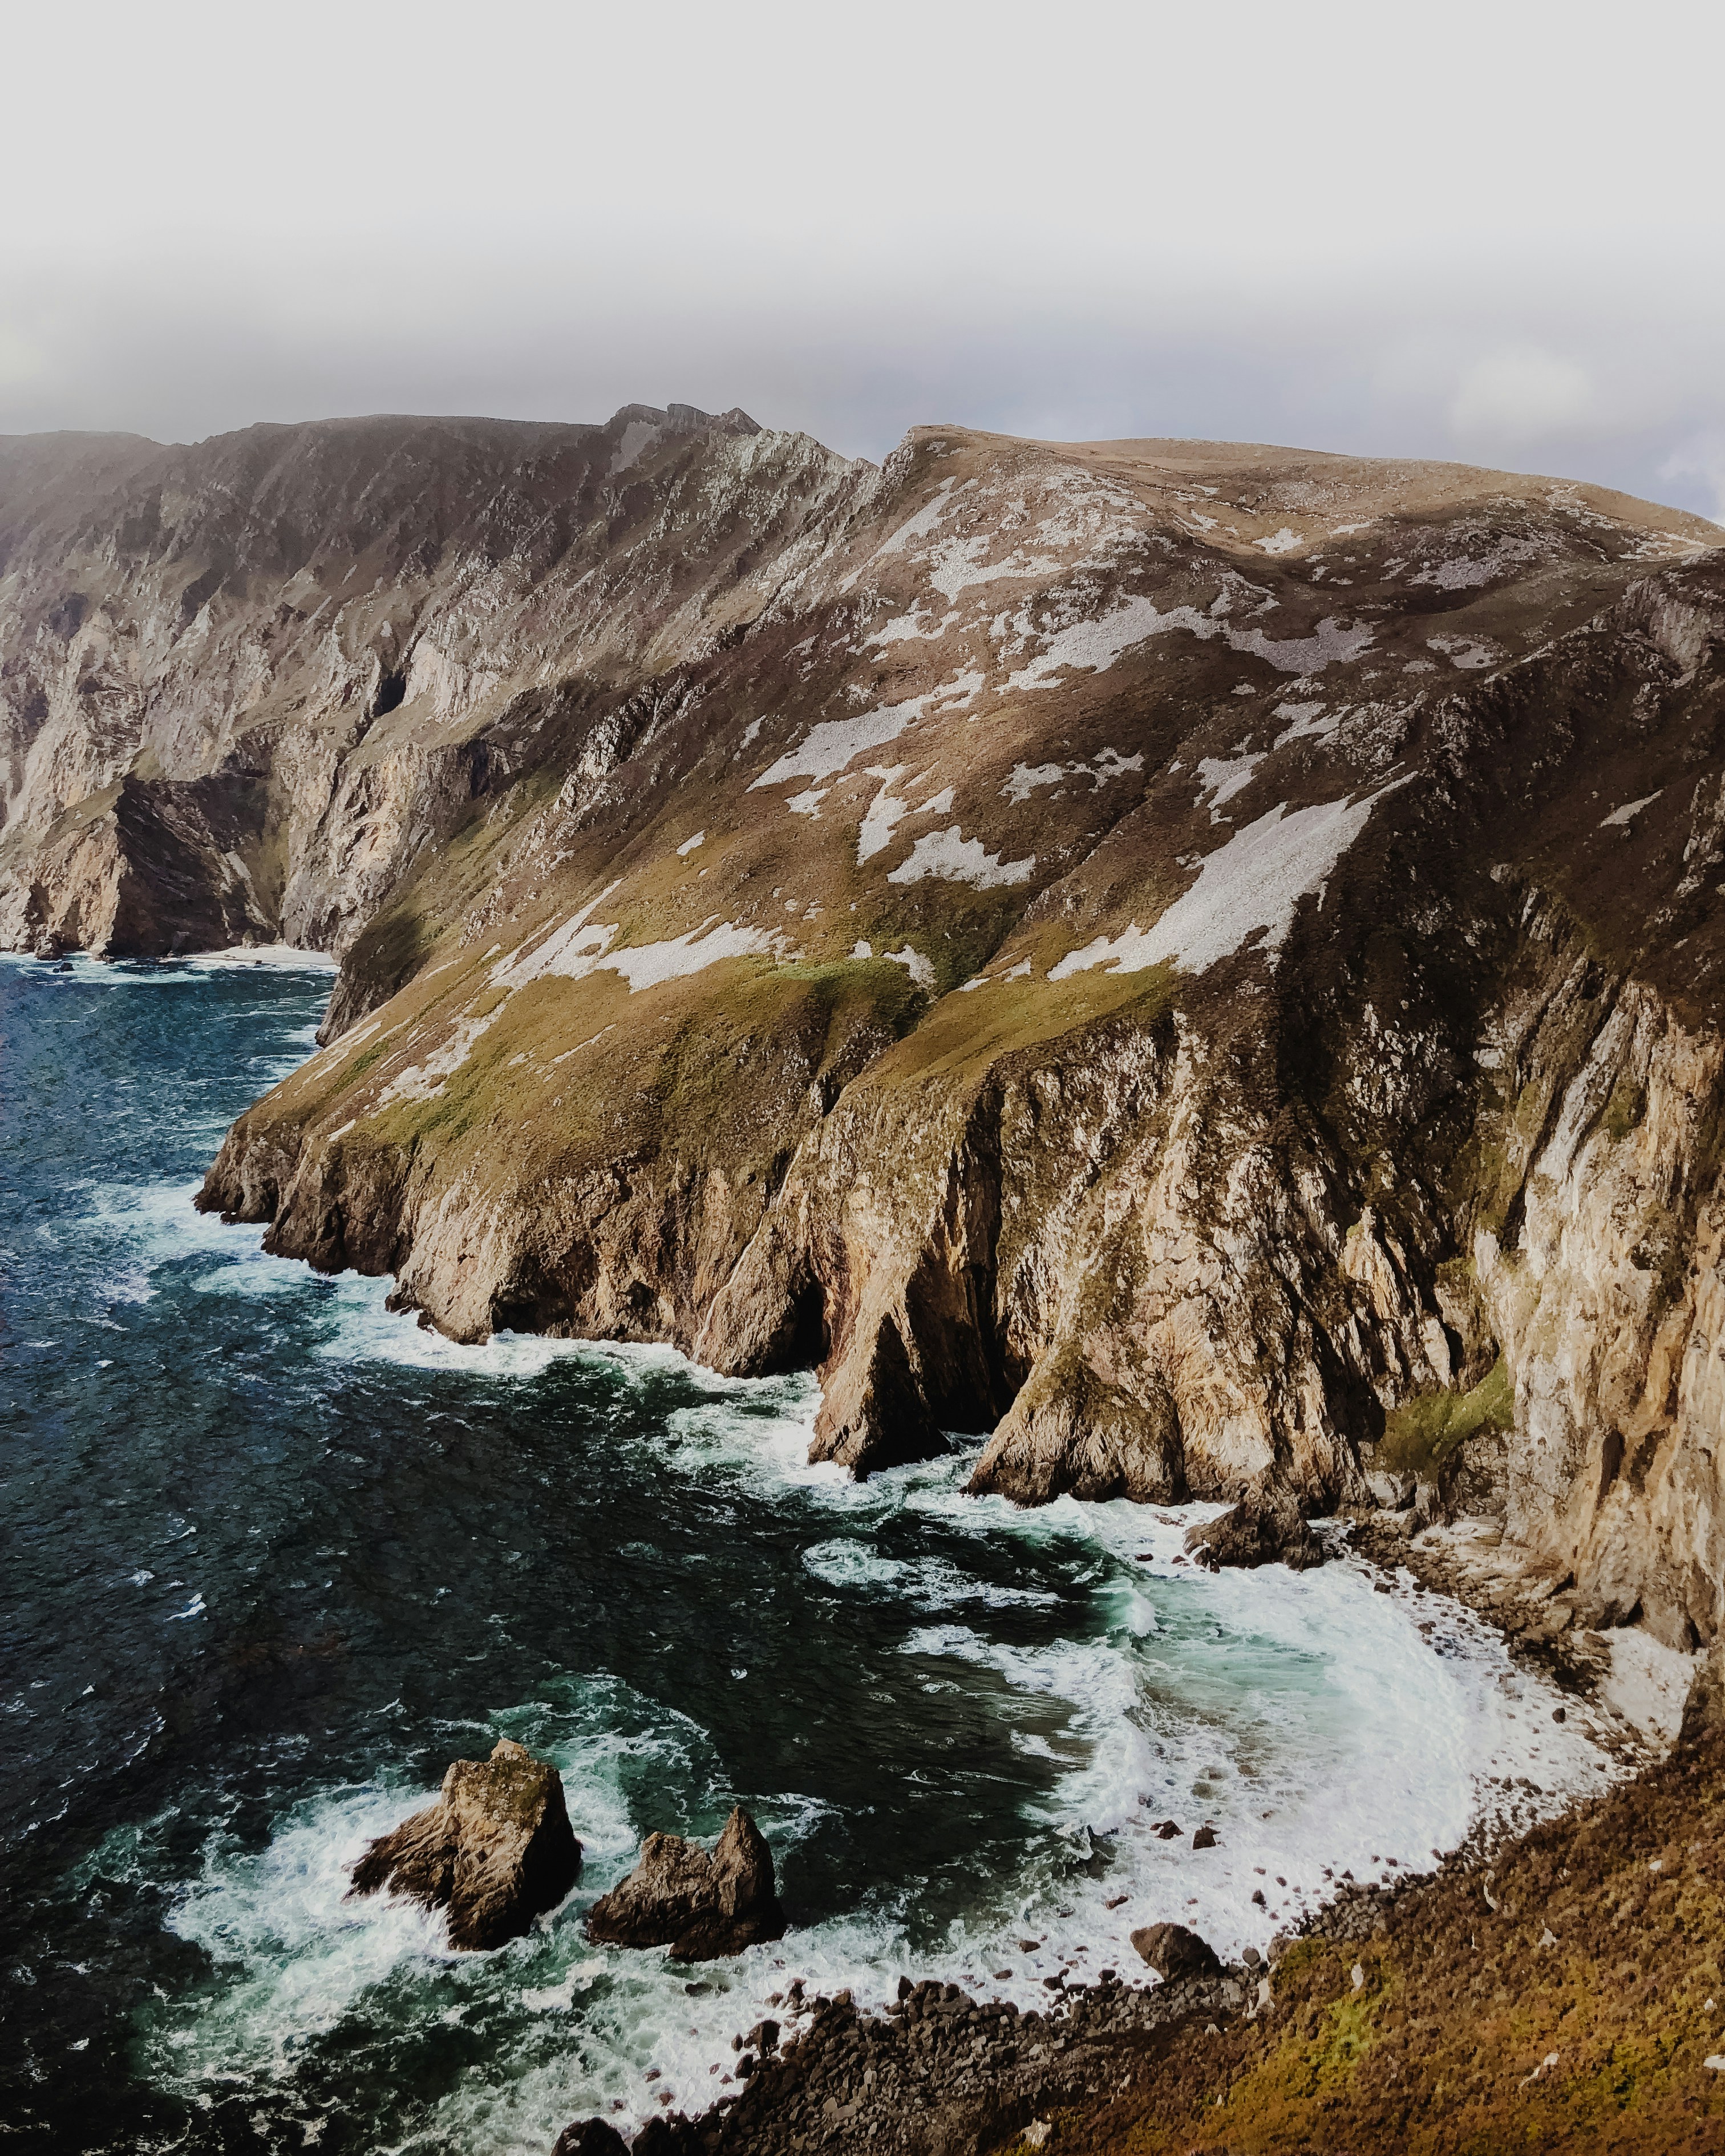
left=1129, top=1921, right=1224, bottom=1983
left=586, top=1806, right=785, bottom=1960
left=348, top=1737, right=580, bottom=1951
left=1183, top=1487, right=1326, bottom=1571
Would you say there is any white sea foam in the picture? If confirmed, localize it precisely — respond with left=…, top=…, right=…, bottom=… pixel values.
left=1, top=947, right=336, bottom=988
left=131, top=1421, right=1623, bottom=2151
left=181, top=944, right=340, bottom=971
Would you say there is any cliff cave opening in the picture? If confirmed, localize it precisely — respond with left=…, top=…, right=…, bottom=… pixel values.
left=369, top=665, right=408, bottom=720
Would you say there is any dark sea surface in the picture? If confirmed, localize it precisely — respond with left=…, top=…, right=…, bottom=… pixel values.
left=0, top=952, right=1606, bottom=2154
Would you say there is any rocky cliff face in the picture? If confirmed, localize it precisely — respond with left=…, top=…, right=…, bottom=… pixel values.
left=0, top=405, right=855, bottom=958
left=7, top=410, right=1723, bottom=1642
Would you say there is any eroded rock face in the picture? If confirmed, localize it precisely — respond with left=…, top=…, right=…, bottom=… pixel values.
left=1129, top=1921, right=1223, bottom=1983
left=1183, top=1489, right=1327, bottom=1571
left=349, top=1737, right=581, bottom=1951
left=0, top=407, right=852, bottom=964
left=586, top=1807, right=786, bottom=1961
left=8, top=415, right=1725, bottom=1642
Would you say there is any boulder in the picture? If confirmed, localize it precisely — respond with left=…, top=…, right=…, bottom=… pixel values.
left=1183, top=1487, right=1325, bottom=1571
left=1129, top=1920, right=1223, bottom=1983
left=630, top=2114, right=699, bottom=2153
left=550, top=2123, right=629, bottom=2156
left=587, top=1805, right=786, bottom=1960
left=349, top=1738, right=581, bottom=1951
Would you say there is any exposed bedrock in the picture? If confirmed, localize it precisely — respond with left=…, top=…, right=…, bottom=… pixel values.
left=0, top=406, right=853, bottom=966
left=348, top=1737, right=582, bottom=1951
left=586, top=1808, right=787, bottom=1961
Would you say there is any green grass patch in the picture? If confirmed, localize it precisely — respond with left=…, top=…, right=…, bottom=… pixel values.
left=1602, top=1076, right=1646, bottom=1141
left=1379, top=1355, right=1513, bottom=1478
left=876, top=963, right=1175, bottom=1089
left=343, top=1038, right=388, bottom=1084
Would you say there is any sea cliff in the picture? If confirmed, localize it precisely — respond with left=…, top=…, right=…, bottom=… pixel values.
left=4, top=407, right=1723, bottom=1644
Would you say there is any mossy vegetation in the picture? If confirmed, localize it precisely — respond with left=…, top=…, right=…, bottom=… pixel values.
left=1603, top=1075, right=1646, bottom=1141
left=877, top=963, right=1175, bottom=1091
left=1378, top=1355, right=1512, bottom=1478
left=342, top=1037, right=388, bottom=1084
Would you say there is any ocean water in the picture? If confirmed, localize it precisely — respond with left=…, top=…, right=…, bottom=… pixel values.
left=0, top=952, right=1621, bottom=2154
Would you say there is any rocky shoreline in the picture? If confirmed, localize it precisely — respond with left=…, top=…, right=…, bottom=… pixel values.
left=546, top=1524, right=1713, bottom=2155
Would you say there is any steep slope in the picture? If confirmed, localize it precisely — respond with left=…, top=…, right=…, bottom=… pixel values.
left=6, top=412, right=1723, bottom=1646
left=0, top=404, right=856, bottom=956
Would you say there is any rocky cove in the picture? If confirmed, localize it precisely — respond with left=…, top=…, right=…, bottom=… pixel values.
left=3, top=407, right=1724, bottom=2150
left=573, top=1645, right=1725, bottom=2155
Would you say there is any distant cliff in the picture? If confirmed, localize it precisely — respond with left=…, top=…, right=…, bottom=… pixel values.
left=6, top=407, right=1723, bottom=1644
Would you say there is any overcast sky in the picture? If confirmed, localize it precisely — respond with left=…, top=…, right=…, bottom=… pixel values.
left=3, top=0, right=1722, bottom=518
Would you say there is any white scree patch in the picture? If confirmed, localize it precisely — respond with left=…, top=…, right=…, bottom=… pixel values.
left=887, top=828, right=1036, bottom=890
left=882, top=944, right=935, bottom=987
left=1194, top=753, right=1265, bottom=818
left=1002, top=748, right=1143, bottom=804
left=857, top=768, right=913, bottom=864
left=1002, top=594, right=1374, bottom=693
left=1051, top=785, right=1402, bottom=980
left=750, top=696, right=930, bottom=789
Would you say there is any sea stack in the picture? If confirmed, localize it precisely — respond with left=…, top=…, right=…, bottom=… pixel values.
left=349, top=1738, right=581, bottom=1951
left=587, top=1806, right=786, bottom=1961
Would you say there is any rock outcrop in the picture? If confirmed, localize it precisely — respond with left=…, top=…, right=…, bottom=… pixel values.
left=1183, top=1490, right=1327, bottom=1571
left=6, top=412, right=1725, bottom=1643
left=586, top=1807, right=786, bottom=1960
left=349, top=1737, right=581, bottom=1950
